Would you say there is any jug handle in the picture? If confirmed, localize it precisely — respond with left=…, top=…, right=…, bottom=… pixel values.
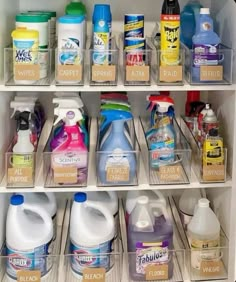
left=85, top=200, right=114, bottom=229
left=150, top=202, right=170, bottom=222
left=23, top=203, right=53, bottom=231
left=153, top=191, right=166, bottom=207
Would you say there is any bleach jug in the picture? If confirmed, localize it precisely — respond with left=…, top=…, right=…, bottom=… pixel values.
left=6, top=195, right=53, bottom=281
left=70, top=193, right=115, bottom=279
left=19, top=193, right=57, bottom=239
left=128, top=196, right=173, bottom=281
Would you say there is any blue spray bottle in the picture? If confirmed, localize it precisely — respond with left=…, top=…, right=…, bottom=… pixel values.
left=98, top=110, right=136, bottom=185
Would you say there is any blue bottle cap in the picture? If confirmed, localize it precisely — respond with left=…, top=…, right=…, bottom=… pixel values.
left=74, top=192, right=87, bottom=203
left=58, top=15, right=85, bottom=24
left=11, top=195, right=24, bottom=205
left=93, top=4, right=112, bottom=24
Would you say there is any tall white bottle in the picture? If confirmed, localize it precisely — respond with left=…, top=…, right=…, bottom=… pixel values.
left=188, top=198, right=220, bottom=270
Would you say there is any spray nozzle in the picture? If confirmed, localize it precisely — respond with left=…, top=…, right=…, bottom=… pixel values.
left=10, top=101, right=35, bottom=118
left=147, top=95, right=174, bottom=113
left=15, top=111, right=31, bottom=131
left=54, top=108, right=83, bottom=126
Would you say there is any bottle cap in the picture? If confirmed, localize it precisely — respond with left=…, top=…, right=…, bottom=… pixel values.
left=11, top=195, right=24, bottom=205
left=200, top=8, right=210, bottom=15
left=198, top=198, right=209, bottom=208
left=137, top=196, right=149, bottom=205
left=58, top=15, right=85, bottom=24
left=93, top=4, right=112, bottom=23
left=74, top=192, right=87, bottom=203
left=16, top=14, right=48, bottom=23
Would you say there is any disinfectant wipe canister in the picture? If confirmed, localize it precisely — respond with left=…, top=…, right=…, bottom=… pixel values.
left=16, top=14, right=49, bottom=79
left=11, top=29, right=39, bottom=85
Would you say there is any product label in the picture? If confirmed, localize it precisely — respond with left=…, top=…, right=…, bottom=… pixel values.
left=59, top=38, right=82, bottom=65
left=202, top=164, right=225, bottom=182
left=8, top=167, right=33, bottom=185
left=57, top=65, right=82, bottom=82
left=93, top=32, right=109, bottom=65
left=70, top=240, right=112, bottom=276
left=17, top=270, right=41, bottom=282
left=193, top=44, right=220, bottom=68
left=12, top=154, right=34, bottom=168
left=145, top=264, right=168, bottom=280
left=92, top=65, right=116, bottom=82
left=160, top=15, right=180, bottom=66
left=126, top=66, right=150, bottom=82
left=158, top=165, right=182, bottom=182
left=190, top=238, right=220, bottom=270
left=52, top=152, right=88, bottom=167
left=200, top=260, right=223, bottom=277
left=124, top=20, right=144, bottom=32
left=200, top=66, right=223, bottom=81
left=136, top=241, right=169, bottom=275
left=53, top=166, right=77, bottom=184
left=159, top=65, right=182, bottom=82
left=7, top=240, right=53, bottom=280
left=83, top=268, right=105, bottom=282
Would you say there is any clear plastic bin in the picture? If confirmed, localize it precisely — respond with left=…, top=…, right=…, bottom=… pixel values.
left=183, top=44, right=233, bottom=85
left=139, top=117, right=192, bottom=185
left=180, top=117, right=227, bottom=183
left=55, top=48, right=85, bottom=86
left=89, top=37, right=119, bottom=86
left=96, top=119, right=140, bottom=187
left=4, top=48, right=53, bottom=86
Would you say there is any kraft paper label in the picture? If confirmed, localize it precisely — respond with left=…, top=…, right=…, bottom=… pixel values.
left=202, top=165, right=225, bottom=181
left=126, top=66, right=150, bottom=82
left=54, top=167, right=77, bottom=184
left=57, top=65, right=82, bottom=81
left=17, top=270, right=41, bottom=282
left=106, top=166, right=129, bottom=182
left=200, top=260, right=223, bottom=277
left=200, top=66, right=223, bottom=81
left=8, top=168, right=33, bottom=184
left=159, top=165, right=182, bottom=181
left=83, top=268, right=105, bottom=282
left=146, top=264, right=168, bottom=280
left=92, top=65, right=116, bottom=82
left=15, top=65, right=40, bottom=81
left=159, top=65, right=183, bottom=82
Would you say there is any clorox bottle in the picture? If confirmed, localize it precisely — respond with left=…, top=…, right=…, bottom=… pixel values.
left=70, top=192, right=115, bottom=279
left=6, top=195, right=53, bottom=281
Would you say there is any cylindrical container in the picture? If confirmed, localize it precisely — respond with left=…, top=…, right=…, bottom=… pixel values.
left=16, top=14, right=49, bottom=79
left=57, top=15, right=85, bottom=84
left=124, top=37, right=145, bottom=66
left=124, top=14, right=144, bottom=38
left=11, top=29, right=39, bottom=85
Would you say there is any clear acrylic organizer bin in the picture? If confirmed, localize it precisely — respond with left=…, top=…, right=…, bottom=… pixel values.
left=183, top=44, right=233, bottom=85
left=139, top=117, right=192, bottom=185
left=180, top=117, right=227, bottom=183
left=170, top=196, right=229, bottom=281
left=89, top=37, right=119, bottom=86
left=55, top=48, right=85, bottom=86
left=4, top=48, right=53, bottom=86
left=123, top=44, right=152, bottom=86
left=96, top=119, right=140, bottom=187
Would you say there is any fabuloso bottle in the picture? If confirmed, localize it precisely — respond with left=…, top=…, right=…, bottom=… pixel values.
left=160, top=0, right=180, bottom=66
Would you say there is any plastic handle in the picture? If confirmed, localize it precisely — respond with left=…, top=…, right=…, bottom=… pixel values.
left=45, top=193, right=56, bottom=205
left=85, top=200, right=115, bottom=231
left=23, top=203, right=53, bottom=231
left=153, top=191, right=167, bottom=207
left=107, top=191, right=118, bottom=203
left=149, top=202, right=170, bottom=222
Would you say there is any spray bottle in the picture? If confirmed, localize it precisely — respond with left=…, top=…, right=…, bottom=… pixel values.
left=98, top=110, right=136, bottom=185
left=52, top=108, right=88, bottom=184
left=146, top=96, right=176, bottom=168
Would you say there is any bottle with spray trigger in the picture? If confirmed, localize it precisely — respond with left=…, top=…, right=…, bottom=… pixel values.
left=51, top=108, right=88, bottom=185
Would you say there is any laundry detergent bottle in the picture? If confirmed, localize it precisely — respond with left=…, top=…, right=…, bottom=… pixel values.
left=6, top=195, right=53, bottom=281
left=70, top=192, right=115, bottom=279
left=128, top=196, right=173, bottom=280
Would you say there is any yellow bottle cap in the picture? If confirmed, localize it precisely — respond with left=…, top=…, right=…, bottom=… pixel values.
left=11, top=29, right=39, bottom=39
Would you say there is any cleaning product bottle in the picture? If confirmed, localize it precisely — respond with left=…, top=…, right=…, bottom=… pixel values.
left=198, top=103, right=210, bottom=146
left=125, top=190, right=166, bottom=225
left=146, top=96, right=176, bottom=168
left=128, top=196, right=173, bottom=280
left=19, top=193, right=57, bottom=240
left=51, top=108, right=88, bottom=185
left=65, top=0, right=87, bottom=48
left=179, top=189, right=202, bottom=229
left=6, top=194, right=53, bottom=280
left=188, top=198, right=220, bottom=270
left=160, top=0, right=180, bottom=66
left=87, top=191, right=118, bottom=236
left=0, top=194, right=9, bottom=254
left=70, top=192, right=115, bottom=278
left=180, top=0, right=202, bottom=48
left=192, top=8, right=221, bottom=82
left=202, top=108, right=219, bottom=141
left=13, top=112, right=35, bottom=169
left=98, top=111, right=136, bottom=185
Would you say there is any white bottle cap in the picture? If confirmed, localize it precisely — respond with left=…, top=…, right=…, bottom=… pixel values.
left=137, top=196, right=149, bottom=205
left=200, top=8, right=210, bottom=15
left=198, top=198, right=210, bottom=208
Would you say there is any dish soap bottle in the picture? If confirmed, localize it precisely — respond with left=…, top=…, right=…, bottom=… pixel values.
left=128, top=196, right=173, bottom=280
left=188, top=198, right=220, bottom=271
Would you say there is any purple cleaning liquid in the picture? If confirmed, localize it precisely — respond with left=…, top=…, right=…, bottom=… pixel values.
left=128, top=216, right=173, bottom=281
